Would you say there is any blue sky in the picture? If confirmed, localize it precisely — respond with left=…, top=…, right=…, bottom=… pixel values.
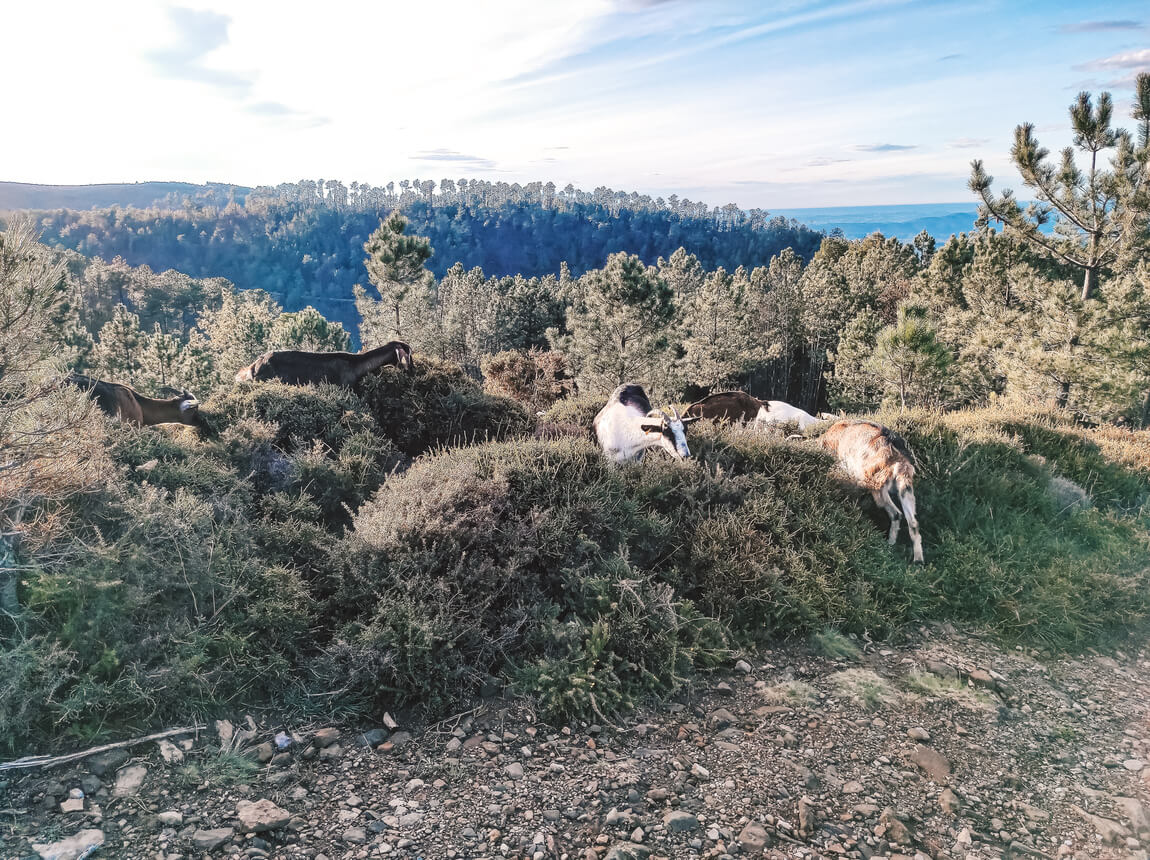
left=3, top=0, right=1147, bottom=207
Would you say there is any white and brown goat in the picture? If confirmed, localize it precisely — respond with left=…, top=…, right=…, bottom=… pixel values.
left=822, top=420, right=923, bottom=563
left=686, top=391, right=833, bottom=432
left=594, top=383, right=698, bottom=463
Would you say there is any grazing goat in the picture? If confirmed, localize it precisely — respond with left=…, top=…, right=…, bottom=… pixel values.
left=686, top=391, right=831, bottom=432
left=234, top=340, right=413, bottom=386
left=594, top=384, right=698, bottom=463
left=66, top=374, right=204, bottom=429
left=822, top=420, right=923, bottom=563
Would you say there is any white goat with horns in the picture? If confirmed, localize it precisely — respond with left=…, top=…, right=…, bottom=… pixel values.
left=593, top=383, right=698, bottom=463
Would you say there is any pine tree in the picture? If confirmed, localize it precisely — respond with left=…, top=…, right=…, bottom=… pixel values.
left=678, top=267, right=759, bottom=392
left=197, top=287, right=281, bottom=390
left=0, top=218, right=103, bottom=611
left=969, top=73, right=1150, bottom=300
left=827, top=307, right=884, bottom=411
left=356, top=211, right=434, bottom=345
left=270, top=306, right=350, bottom=352
left=93, top=303, right=144, bottom=383
left=872, top=305, right=953, bottom=409
left=553, top=252, right=676, bottom=396
left=139, top=322, right=184, bottom=391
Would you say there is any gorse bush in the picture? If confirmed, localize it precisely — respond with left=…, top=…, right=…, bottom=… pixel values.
left=355, top=356, right=532, bottom=455
left=4, top=393, right=1150, bottom=752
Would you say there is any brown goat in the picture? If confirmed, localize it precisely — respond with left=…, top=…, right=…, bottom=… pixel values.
left=66, top=374, right=204, bottom=429
left=235, top=340, right=413, bottom=387
left=822, top=420, right=923, bottom=563
left=684, top=391, right=764, bottom=424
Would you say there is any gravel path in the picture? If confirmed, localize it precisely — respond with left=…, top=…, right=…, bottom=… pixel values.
left=8, top=624, right=1150, bottom=860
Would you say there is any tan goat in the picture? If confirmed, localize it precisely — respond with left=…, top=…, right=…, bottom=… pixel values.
left=822, top=420, right=923, bottom=563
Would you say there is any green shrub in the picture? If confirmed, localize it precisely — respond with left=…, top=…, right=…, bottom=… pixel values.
left=356, top=356, right=532, bottom=456
left=534, top=391, right=603, bottom=441
left=6, top=399, right=1150, bottom=752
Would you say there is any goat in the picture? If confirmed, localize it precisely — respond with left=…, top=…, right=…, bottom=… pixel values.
left=66, top=374, right=204, bottom=429
left=594, top=383, right=698, bottom=463
left=686, top=391, right=831, bottom=432
left=234, top=340, right=413, bottom=387
left=685, top=391, right=763, bottom=424
left=821, top=420, right=923, bottom=563
left=757, top=400, right=833, bottom=432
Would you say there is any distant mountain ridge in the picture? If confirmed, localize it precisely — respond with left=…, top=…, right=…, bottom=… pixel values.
left=773, top=203, right=981, bottom=242
left=2, top=181, right=983, bottom=242
left=0, top=181, right=250, bottom=211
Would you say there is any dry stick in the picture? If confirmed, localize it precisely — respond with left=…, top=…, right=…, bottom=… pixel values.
left=0, top=725, right=204, bottom=772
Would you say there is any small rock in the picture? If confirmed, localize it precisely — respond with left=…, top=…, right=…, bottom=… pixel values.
left=192, top=827, right=234, bottom=852
left=926, top=661, right=958, bottom=680
left=708, top=708, right=737, bottom=730
left=254, top=742, right=274, bottom=763
left=59, top=798, right=85, bottom=813
left=843, top=780, right=864, bottom=795
left=907, top=727, right=931, bottom=742
left=388, top=731, right=413, bottom=747
left=32, top=829, right=105, bottom=860
left=274, top=731, right=293, bottom=749
left=236, top=798, right=291, bottom=833
left=157, top=810, right=183, bottom=826
left=312, top=727, right=341, bottom=748
left=798, top=797, right=817, bottom=833
left=910, top=744, right=951, bottom=783
left=604, top=845, right=652, bottom=860
left=690, top=762, right=710, bottom=780
left=1115, top=796, right=1150, bottom=836
left=737, top=822, right=769, bottom=853
left=157, top=739, right=185, bottom=764
left=1123, top=759, right=1146, bottom=772
left=938, top=788, right=960, bottom=814
left=343, top=827, right=367, bottom=844
left=735, top=660, right=753, bottom=674
left=880, top=807, right=912, bottom=845
left=357, top=728, right=389, bottom=747
left=113, top=765, right=148, bottom=797
left=1021, top=803, right=1050, bottom=824
left=1072, top=804, right=1130, bottom=845
left=505, top=762, right=525, bottom=780
left=968, top=669, right=996, bottom=689
left=318, top=743, right=342, bottom=761
left=663, top=810, right=699, bottom=832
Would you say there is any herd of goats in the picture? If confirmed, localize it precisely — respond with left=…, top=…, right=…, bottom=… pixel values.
left=63, top=339, right=925, bottom=563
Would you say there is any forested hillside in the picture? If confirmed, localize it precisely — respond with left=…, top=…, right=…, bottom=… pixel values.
left=14, top=180, right=824, bottom=332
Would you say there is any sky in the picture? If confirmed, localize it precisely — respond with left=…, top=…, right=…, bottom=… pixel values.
left=2, top=0, right=1148, bottom=208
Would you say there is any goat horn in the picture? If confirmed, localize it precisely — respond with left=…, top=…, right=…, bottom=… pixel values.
left=671, top=405, right=681, bottom=421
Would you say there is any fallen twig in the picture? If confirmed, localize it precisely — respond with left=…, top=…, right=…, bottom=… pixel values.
left=0, top=725, right=204, bottom=771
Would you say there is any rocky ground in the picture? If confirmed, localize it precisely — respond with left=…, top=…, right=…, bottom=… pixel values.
left=6, top=624, right=1150, bottom=860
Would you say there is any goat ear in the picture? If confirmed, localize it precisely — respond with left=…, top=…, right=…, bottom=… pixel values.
left=179, top=399, right=198, bottom=412
left=639, top=422, right=663, bottom=434
left=681, top=416, right=700, bottom=425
